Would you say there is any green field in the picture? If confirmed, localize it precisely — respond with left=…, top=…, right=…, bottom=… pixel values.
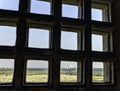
left=92, top=68, right=104, bottom=82
left=0, top=68, right=103, bottom=83
left=0, top=68, right=14, bottom=82
left=26, top=69, right=48, bottom=82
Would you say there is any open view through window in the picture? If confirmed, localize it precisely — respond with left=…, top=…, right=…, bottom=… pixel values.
left=62, top=4, right=78, bottom=18
left=0, top=0, right=19, bottom=11
left=30, top=0, right=51, bottom=15
left=61, top=31, right=78, bottom=50
left=62, top=0, right=82, bottom=19
left=92, top=61, right=113, bottom=83
left=92, top=8, right=102, bottom=21
left=92, top=31, right=112, bottom=52
left=0, top=0, right=115, bottom=90
left=0, top=26, right=16, bottom=46
left=28, top=28, right=50, bottom=48
left=92, top=62, right=104, bottom=82
left=62, top=0, right=83, bottom=19
left=60, top=61, right=82, bottom=83
left=92, top=34, right=103, bottom=51
left=92, top=3, right=110, bottom=22
left=0, top=59, right=14, bottom=83
left=26, top=60, right=49, bottom=83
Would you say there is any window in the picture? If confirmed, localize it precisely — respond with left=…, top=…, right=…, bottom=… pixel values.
left=92, top=8, right=102, bottom=21
left=62, top=4, right=78, bottom=18
left=92, top=2, right=111, bottom=22
left=61, top=27, right=83, bottom=50
left=0, top=26, right=16, bottom=46
left=0, top=0, right=19, bottom=11
left=30, top=0, right=51, bottom=15
left=28, top=27, right=50, bottom=49
left=60, top=60, right=82, bottom=83
left=0, top=0, right=115, bottom=90
left=0, top=59, right=14, bottom=84
left=92, top=34, right=103, bottom=51
left=61, top=31, right=78, bottom=50
left=92, top=61, right=114, bottom=83
left=62, top=0, right=83, bottom=19
left=26, top=60, right=49, bottom=83
left=92, top=30, right=112, bottom=52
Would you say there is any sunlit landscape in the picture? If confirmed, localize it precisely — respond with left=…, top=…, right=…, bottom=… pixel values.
left=0, top=68, right=103, bottom=83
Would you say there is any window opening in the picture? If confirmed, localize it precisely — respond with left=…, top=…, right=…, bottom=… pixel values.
left=30, top=0, right=51, bottom=15
left=92, top=62, right=104, bottom=82
left=0, top=0, right=19, bottom=11
left=92, top=61, right=113, bottom=83
left=92, top=34, right=103, bottom=51
left=60, top=61, right=82, bottom=83
left=0, top=26, right=16, bottom=46
left=61, top=31, right=78, bottom=50
left=0, top=59, right=14, bottom=84
left=92, top=3, right=111, bottom=22
left=28, top=28, right=50, bottom=49
left=92, top=8, right=102, bottom=21
left=62, top=4, right=78, bottom=18
left=62, top=0, right=83, bottom=19
left=92, top=31, right=112, bottom=52
left=26, top=60, right=49, bottom=83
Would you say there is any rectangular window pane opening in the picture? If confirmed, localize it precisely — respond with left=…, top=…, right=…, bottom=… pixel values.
left=30, top=0, right=51, bottom=15
left=92, top=31, right=111, bottom=52
left=61, top=31, right=78, bottom=50
left=28, top=28, right=50, bottom=48
left=60, top=61, right=82, bottom=83
left=62, top=4, right=79, bottom=18
left=92, top=34, right=103, bottom=51
left=92, top=61, right=112, bottom=83
left=0, top=0, right=19, bottom=11
left=0, top=26, right=16, bottom=46
left=0, top=59, right=14, bottom=84
left=92, top=8, right=102, bottom=21
left=92, top=3, right=110, bottom=22
left=92, top=62, right=104, bottom=83
left=26, top=60, right=49, bottom=83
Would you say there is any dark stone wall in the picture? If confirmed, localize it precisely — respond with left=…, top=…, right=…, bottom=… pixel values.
left=113, top=0, right=120, bottom=91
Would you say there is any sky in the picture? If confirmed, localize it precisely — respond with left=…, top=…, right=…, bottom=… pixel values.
left=0, top=0, right=19, bottom=11
left=29, top=28, right=49, bottom=48
left=61, top=61, right=77, bottom=69
left=0, top=0, right=104, bottom=68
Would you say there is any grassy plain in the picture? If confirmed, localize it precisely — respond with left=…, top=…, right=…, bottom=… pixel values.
left=0, top=68, right=103, bottom=83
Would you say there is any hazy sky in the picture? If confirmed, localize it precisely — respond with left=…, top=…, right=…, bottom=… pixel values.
left=0, top=59, right=14, bottom=68
left=0, top=0, right=103, bottom=68
left=0, top=0, right=19, bottom=11
left=29, top=28, right=49, bottom=48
